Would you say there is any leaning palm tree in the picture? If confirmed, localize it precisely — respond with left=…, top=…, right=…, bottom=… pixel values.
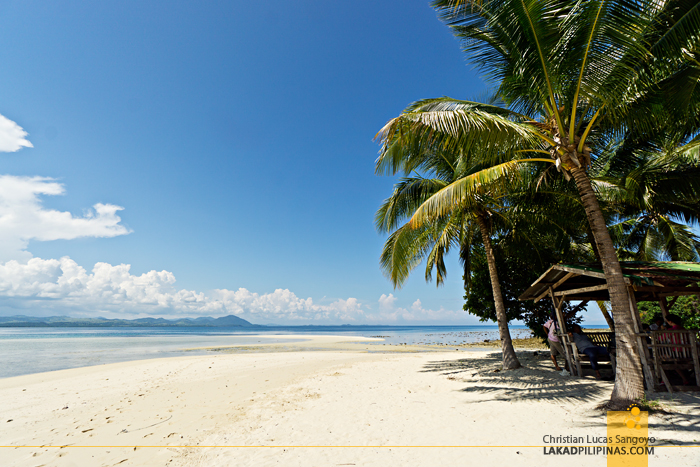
left=378, top=0, right=700, bottom=404
left=375, top=146, right=538, bottom=369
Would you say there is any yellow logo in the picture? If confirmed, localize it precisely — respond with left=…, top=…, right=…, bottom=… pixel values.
left=607, top=405, right=650, bottom=466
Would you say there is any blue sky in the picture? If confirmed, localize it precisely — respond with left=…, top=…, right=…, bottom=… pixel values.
left=0, top=0, right=606, bottom=324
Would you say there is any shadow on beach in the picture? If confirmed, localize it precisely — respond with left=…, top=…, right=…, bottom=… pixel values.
left=422, top=350, right=700, bottom=443
left=422, top=350, right=614, bottom=404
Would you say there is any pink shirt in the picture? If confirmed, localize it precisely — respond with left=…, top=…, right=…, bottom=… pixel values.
left=544, top=319, right=559, bottom=342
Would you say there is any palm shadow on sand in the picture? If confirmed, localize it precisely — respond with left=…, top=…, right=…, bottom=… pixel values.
left=422, top=350, right=614, bottom=404
left=422, top=350, right=700, bottom=441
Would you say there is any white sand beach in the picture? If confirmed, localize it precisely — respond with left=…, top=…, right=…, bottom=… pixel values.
left=1, top=335, right=699, bottom=467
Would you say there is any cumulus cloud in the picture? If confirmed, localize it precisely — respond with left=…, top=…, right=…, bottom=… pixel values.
left=0, top=256, right=366, bottom=323
left=371, top=294, right=467, bottom=323
left=0, top=256, right=467, bottom=324
left=0, top=114, right=33, bottom=152
left=211, top=289, right=363, bottom=322
left=0, top=176, right=131, bottom=261
left=378, top=293, right=397, bottom=310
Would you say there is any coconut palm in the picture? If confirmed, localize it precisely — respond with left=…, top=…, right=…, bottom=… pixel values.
left=595, top=135, right=700, bottom=262
left=377, top=0, right=700, bottom=403
left=375, top=147, right=539, bottom=369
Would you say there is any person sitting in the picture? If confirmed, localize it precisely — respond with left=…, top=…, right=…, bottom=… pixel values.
left=567, top=324, right=610, bottom=379
left=649, top=315, right=664, bottom=331
left=666, top=314, right=685, bottom=331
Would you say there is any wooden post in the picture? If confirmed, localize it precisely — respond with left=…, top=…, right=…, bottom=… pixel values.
left=628, top=288, right=656, bottom=392
left=549, top=287, right=575, bottom=376
left=689, top=332, right=700, bottom=387
left=659, top=297, right=670, bottom=320
left=667, top=296, right=679, bottom=310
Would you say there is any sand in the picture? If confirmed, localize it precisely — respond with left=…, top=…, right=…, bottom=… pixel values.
left=1, top=335, right=699, bottom=466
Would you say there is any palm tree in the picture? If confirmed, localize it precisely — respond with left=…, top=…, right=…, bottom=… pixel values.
left=378, top=0, right=700, bottom=404
left=595, top=135, right=700, bottom=262
left=375, top=148, right=536, bottom=369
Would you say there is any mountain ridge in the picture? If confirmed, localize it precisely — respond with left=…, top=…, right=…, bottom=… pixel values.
left=0, top=314, right=256, bottom=327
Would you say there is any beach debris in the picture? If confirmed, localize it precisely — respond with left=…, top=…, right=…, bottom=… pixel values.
left=559, top=370, right=570, bottom=377
left=6, top=419, right=12, bottom=422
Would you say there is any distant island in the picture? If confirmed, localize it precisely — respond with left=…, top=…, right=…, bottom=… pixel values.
left=0, top=314, right=255, bottom=328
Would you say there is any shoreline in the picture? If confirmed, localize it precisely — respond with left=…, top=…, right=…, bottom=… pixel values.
left=0, top=330, right=539, bottom=379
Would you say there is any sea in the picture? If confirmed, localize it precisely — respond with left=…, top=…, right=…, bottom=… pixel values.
left=0, top=324, right=605, bottom=379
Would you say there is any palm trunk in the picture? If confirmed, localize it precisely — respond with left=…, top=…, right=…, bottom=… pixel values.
left=587, top=231, right=616, bottom=330
left=570, top=166, right=644, bottom=403
left=596, top=301, right=616, bottom=331
left=475, top=213, right=521, bottom=370
left=586, top=226, right=601, bottom=264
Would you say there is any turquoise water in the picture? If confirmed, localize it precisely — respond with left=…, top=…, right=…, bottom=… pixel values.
left=0, top=329, right=302, bottom=378
left=0, top=325, right=606, bottom=378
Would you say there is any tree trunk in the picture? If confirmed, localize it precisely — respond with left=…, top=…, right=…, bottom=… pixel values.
left=596, top=301, right=616, bottom=331
left=586, top=227, right=601, bottom=263
left=475, top=213, right=521, bottom=370
left=586, top=227, right=616, bottom=330
left=570, top=166, right=644, bottom=403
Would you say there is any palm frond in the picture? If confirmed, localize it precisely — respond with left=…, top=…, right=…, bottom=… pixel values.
left=409, top=158, right=553, bottom=228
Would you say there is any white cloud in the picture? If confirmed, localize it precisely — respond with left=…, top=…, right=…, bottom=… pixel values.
left=378, top=293, right=397, bottom=310
left=370, top=295, right=467, bottom=323
left=0, top=113, right=33, bottom=152
left=211, top=288, right=363, bottom=322
left=0, top=256, right=366, bottom=323
left=0, top=256, right=467, bottom=324
left=0, top=176, right=131, bottom=261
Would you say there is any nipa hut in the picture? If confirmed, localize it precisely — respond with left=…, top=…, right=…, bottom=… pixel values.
left=519, top=261, right=700, bottom=393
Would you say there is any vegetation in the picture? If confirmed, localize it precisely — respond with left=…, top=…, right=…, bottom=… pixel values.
left=375, top=0, right=700, bottom=404
left=463, top=241, right=584, bottom=343
left=635, top=394, right=667, bottom=414
left=375, top=146, right=528, bottom=369
left=594, top=136, right=700, bottom=263
left=637, top=295, right=700, bottom=330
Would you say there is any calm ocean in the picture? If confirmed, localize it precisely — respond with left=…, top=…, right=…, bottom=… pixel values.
left=0, top=324, right=605, bottom=379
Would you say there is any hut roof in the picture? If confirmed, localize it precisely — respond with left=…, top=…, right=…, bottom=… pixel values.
left=518, top=261, right=700, bottom=302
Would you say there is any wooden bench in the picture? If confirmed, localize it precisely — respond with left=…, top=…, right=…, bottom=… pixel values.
left=649, top=330, right=700, bottom=393
left=564, top=331, right=616, bottom=378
